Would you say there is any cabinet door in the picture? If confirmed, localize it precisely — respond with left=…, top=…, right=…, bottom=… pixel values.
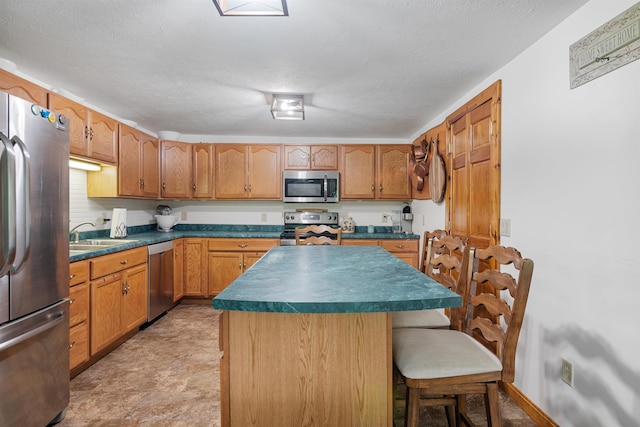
left=184, top=239, right=207, bottom=296
left=122, top=263, right=148, bottom=333
left=91, top=273, right=123, bottom=355
left=49, top=94, right=88, bottom=158
left=161, top=140, right=192, bottom=199
left=0, top=69, right=48, bottom=106
left=244, top=252, right=266, bottom=270
left=377, top=145, right=411, bottom=199
left=192, top=143, right=214, bottom=199
left=89, top=110, right=118, bottom=164
left=283, top=145, right=311, bottom=169
left=340, top=145, right=376, bottom=199
left=173, top=239, right=184, bottom=302
left=247, top=145, right=281, bottom=199
left=310, top=145, right=338, bottom=170
left=118, top=125, right=144, bottom=196
left=215, top=145, right=247, bottom=199
left=208, top=252, right=244, bottom=296
left=141, top=137, right=160, bottom=197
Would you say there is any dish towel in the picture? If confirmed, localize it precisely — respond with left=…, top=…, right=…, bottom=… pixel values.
left=110, top=208, right=128, bottom=238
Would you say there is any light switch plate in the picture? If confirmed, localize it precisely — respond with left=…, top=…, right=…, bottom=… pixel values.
left=500, top=218, right=511, bottom=237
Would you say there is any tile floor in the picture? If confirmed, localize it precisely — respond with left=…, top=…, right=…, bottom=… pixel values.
left=57, top=304, right=538, bottom=426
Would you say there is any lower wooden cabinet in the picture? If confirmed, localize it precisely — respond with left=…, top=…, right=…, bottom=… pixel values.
left=173, top=239, right=185, bottom=301
left=207, top=238, right=279, bottom=296
left=89, top=247, right=148, bottom=355
left=183, top=238, right=208, bottom=297
left=69, top=260, right=90, bottom=371
left=342, top=238, right=419, bottom=269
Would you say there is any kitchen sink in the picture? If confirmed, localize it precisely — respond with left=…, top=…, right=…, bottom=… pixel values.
left=69, top=239, right=139, bottom=252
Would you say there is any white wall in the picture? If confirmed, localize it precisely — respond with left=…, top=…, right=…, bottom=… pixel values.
left=412, top=0, right=640, bottom=425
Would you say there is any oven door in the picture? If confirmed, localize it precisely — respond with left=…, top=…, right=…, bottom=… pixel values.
left=282, top=171, right=339, bottom=203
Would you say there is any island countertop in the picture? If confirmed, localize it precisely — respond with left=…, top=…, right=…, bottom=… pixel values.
left=212, top=245, right=461, bottom=313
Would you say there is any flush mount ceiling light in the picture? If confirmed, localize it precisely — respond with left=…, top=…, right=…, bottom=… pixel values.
left=271, top=94, right=304, bottom=120
left=213, top=0, right=288, bottom=16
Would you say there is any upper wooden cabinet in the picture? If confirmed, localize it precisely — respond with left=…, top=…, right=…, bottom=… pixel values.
left=215, top=144, right=282, bottom=199
left=340, top=144, right=411, bottom=200
left=119, top=124, right=160, bottom=198
left=0, top=69, right=48, bottom=106
left=192, top=143, right=214, bottom=199
left=49, top=93, right=118, bottom=164
left=161, top=140, right=192, bottom=199
left=283, top=145, right=338, bottom=170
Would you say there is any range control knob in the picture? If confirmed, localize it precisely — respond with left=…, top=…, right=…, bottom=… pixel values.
left=58, top=114, right=67, bottom=125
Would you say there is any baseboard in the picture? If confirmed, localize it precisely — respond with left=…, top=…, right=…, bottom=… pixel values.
left=501, top=382, right=558, bottom=427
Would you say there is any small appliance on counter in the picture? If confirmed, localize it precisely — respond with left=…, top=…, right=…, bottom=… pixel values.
left=392, top=205, right=414, bottom=234
left=155, top=205, right=179, bottom=232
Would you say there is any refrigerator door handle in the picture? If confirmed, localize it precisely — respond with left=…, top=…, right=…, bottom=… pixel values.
left=10, top=136, right=31, bottom=273
left=0, top=132, right=16, bottom=276
left=0, top=308, right=66, bottom=352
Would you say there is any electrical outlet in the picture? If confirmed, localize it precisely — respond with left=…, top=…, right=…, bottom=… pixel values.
left=382, top=215, right=388, bottom=223
left=500, top=218, right=511, bottom=237
left=261, top=212, right=267, bottom=222
left=561, top=358, right=574, bottom=387
left=181, top=211, right=188, bottom=221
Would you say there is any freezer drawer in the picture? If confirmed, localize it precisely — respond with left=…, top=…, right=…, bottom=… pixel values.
left=0, top=300, right=70, bottom=426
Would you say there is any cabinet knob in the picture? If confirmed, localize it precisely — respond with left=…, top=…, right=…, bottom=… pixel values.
left=379, top=184, right=383, bottom=192
left=120, top=260, right=128, bottom=265
left=192, top=184, right=196, bottom=191
left=371, top=185, right=375, bottom=193
left=238, top=262, right=243, bottom=269
left=69, top=274, right=76, bottom=280
left=70, top=299, right=75, bottom=305
left=162, top=182, right=166, bottom=189
left=69, top=341, right=75, bottom=349
left=238, top=244, right=248, bottom=248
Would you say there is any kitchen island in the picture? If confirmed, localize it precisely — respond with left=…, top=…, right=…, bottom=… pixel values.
left=213, top=245, right=461, bottom=427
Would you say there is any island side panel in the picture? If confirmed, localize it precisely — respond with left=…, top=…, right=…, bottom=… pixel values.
left=226, top=310, right=391, bottom=426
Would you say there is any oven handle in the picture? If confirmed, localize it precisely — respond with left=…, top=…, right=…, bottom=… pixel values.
left=323, top=174, right=328, bottom=202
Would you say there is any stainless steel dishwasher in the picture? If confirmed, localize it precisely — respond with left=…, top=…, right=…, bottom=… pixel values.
left=147, top=241, right=175, bottom=323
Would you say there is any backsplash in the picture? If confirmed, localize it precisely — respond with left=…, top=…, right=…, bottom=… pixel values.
left=70, top=168, right=413, bottom=232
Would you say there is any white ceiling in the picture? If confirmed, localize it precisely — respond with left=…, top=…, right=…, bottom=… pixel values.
left=0, top=0, right=588, bottom=140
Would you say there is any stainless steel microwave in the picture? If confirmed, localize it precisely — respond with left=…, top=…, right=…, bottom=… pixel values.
left=282, top=170, right=339, bottom=203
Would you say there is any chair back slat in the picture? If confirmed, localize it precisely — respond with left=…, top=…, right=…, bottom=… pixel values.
left=459, top=244, right=534, bottom=382
left=295, top=224, right=342, bottom=245
left=420, top=229, right=447, bottom=273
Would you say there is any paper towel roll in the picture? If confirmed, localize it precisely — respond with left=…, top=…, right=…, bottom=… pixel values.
left=110, top=208, right=128, bottom=238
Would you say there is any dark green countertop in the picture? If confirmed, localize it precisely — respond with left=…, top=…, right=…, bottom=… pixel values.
left=69, top=224, right=419, bottom=262
left=212, top=246, right=460, bottom=314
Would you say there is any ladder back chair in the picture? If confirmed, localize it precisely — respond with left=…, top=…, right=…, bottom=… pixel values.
left=294, top=224, right=342, bottom=245
left=393, top=233, right=469, bottom=330
left=393, top=244, right=534, bottom=427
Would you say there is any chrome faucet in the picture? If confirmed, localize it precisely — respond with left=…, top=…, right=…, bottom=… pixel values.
left=70, top=221, right=95, bottom=243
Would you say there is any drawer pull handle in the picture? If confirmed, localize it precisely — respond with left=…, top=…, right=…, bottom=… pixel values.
left=238, top=244, right=248, bottom=248
left=396, top=245, right=405, bottom=249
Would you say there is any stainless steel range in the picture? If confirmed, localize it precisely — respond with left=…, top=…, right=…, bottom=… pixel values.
left=280, top=211, right=340, bottom=246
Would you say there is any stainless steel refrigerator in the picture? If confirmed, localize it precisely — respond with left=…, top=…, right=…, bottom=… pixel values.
left=0, top=91, right=70, bottom=426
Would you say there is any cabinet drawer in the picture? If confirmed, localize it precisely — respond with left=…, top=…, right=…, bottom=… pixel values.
left=90, top=247, right=147, bottom=279
left=380, top=239, right=419, bottom=253
left=69, top=260, right=89, bottom=286
left=69, top=282, right=89, bottom=327
left=208, top=238, right=279, bottom=252
left=69, top=322, right=89, bottom=370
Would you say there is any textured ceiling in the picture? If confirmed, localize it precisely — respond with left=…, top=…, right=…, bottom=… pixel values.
left=0, top=0, right=588, bottom=140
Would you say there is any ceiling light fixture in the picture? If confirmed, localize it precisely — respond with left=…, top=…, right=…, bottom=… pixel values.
left=271, top=94, right=304, bottom=120
left=212, top=0, right=288, bottom=16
